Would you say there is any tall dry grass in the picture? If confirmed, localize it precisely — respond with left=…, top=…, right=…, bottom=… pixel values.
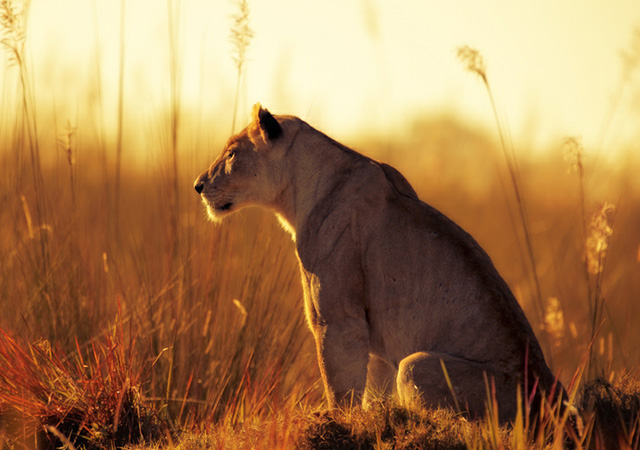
left=229, top=0, right=253, bottom=134
left=113, top=0, right=126, bottom=233
left=0, top=2, right=317, bottom=445
left=457, top=45, right=551, bottom=357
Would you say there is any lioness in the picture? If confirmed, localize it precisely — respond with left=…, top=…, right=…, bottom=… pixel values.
left=194, top=104, right=562, bottom=422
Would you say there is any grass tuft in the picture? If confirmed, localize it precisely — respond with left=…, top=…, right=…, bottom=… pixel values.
left=579, top=375, right=640, bottom=449
left=0, top=319, right=166, bottom=449
left=298, top=404, right=469, bottom=450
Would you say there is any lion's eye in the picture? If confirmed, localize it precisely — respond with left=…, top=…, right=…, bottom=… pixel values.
left=224, top=150, right=236, bottom=175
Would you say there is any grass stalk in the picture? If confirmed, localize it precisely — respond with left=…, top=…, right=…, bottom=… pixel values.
left=114, top=0, right=126, bottom=235
left=565, top=137, right=617, bottom=378
left=57, top=121, right=77, bottom=211
left=229, top=0, right=253, bottom=134
left=166, top=0, right=181, bottom=271
left=565, top=137, right=600, bottom=377
left=1, top=0, right=51, bottom=300
left=591, top=27, right=640, bottom=171
left=457, top=46, right=548, bottom=356
left=91, top=0, right=111, bottom=246
left=587, top=202, right=617, bottom=378
left=164, top=2, right=187, bottom=413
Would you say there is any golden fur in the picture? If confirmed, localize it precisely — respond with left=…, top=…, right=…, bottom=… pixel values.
left=194, top=104, right=562, bottom=422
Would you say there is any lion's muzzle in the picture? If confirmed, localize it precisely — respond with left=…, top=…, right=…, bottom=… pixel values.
left=194, top=172, right=207, bottom=194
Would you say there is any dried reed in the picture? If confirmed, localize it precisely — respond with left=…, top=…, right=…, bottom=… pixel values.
left=457, top=45, right=548, bottom=355
left=229, top=0, right=254, bottom=134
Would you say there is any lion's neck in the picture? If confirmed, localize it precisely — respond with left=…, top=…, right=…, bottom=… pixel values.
left=271, top=130, right=363, bottom=241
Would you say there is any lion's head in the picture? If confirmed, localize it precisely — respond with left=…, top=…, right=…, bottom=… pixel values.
left=194, top=104, right=296, bottom=222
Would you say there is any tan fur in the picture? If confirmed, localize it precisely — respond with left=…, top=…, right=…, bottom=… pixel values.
left=194, top=104, right=562, bottom=422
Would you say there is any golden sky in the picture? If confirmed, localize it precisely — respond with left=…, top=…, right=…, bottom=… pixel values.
left=2, top=0, right=639, bottom=156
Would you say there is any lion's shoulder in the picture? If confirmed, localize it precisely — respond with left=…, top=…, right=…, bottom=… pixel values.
left=378, top=162, right=418, bottom=199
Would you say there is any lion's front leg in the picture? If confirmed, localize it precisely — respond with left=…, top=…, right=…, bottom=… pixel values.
left=312, top=318, right=370, bottom=408
left=297, top=225, right=370, bottom=408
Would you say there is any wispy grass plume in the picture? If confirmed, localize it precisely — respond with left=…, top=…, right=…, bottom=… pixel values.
left=0, top=0, right=25, bottom=67
left=229, top=0, right=253, bottom=134
left=585, top=201, right=616, bottom=376
left=564, top=137, right=618, bottom=378
left=457, top=45, right=547, bottom=353
left=586, top=202, right=615, bottom=277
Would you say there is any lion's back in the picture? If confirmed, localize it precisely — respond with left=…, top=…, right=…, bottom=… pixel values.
left=335, top=170, right=549, bottom=374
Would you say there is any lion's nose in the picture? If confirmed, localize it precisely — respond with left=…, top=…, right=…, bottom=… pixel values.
left=194, top=174, right=206, bottom=194
left=194, top=170, right=212, bottom=194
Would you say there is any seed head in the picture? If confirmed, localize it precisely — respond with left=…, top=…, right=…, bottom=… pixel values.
left=57, top=122, right=77, bottom=166
left=586, top=202, right=615, bottom=275
left=0, top=0, right=27, bottom=66
left=544, top=297, right=565, bottom=346
left=230, top=0, right=253, bottom=74
left=457, top=45, right=487, bottom=83
left=563, top=137, right=584, bottom=174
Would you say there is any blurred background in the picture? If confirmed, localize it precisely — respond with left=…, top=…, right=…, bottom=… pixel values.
left=2, top=1, right=639, bottom=155
left=1, top=0, right=639, bottom=422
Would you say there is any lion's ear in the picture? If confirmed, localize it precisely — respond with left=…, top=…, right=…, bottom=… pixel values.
left=252, top=103, right=283, bottom=141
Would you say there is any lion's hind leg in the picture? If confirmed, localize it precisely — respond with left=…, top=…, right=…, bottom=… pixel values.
left=396, top=352, right=518, bottom=422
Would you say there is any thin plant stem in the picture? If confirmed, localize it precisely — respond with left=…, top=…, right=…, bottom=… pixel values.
left=229, top=0, right=253, bottom=134
left=457, top=46, right=549, bottom=358
left=591, top=27, right=640, bottom=174
left=564, top=138, right=597, bottom=375
left=91, top=0, right=111, bottom=247
left=484, top=81, right=545, bottom=329
left=114, top=0, right=126, bottom=236
left=587, top=202, right=616, bottom=378
left=1, top=0, right=50, bottom=285
left=167, top=0, right=181, bottom=270
left=231, top=67, right=242, bottom=135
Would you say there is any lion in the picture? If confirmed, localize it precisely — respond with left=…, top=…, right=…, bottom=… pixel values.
left=194, top=104, right=563, bottom=422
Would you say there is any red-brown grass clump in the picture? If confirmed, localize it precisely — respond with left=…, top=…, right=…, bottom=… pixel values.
left=0, top=320, right=165, bottom=449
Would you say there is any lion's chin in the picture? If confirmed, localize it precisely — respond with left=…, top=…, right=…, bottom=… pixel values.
left=203, top=200, right=234, bottom=223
